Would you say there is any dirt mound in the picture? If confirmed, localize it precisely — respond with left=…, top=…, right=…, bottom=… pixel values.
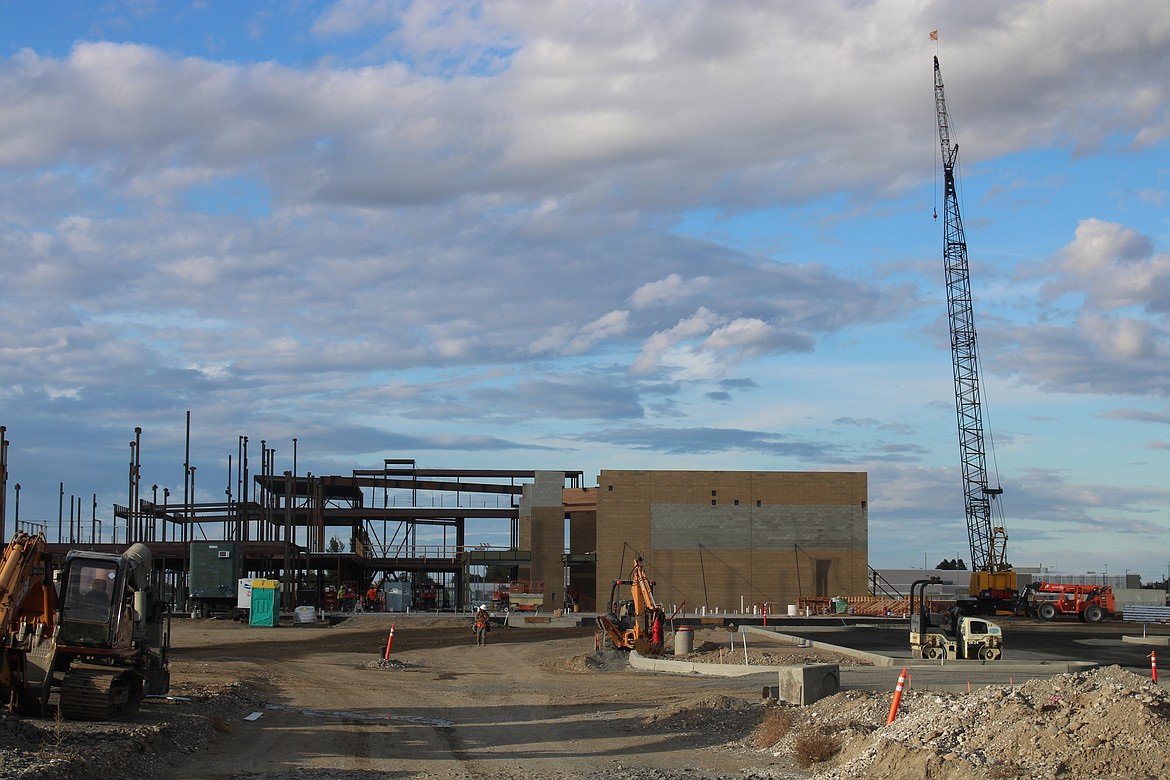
left=644, top=694, right=763, bottom=746
left=648, top=694, right=756, bottom=722
left=754, top=665, right=1170, bottom=779
left=538, top=653, right=614, bottom=674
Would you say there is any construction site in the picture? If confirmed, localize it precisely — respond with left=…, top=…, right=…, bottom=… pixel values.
left=1, top=428, right=1170, bottom=779
left=0, top=50, right=1167, bottom=780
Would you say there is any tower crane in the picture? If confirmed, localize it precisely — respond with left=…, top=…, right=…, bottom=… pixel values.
left=933, top=56, right=1017, bottom=611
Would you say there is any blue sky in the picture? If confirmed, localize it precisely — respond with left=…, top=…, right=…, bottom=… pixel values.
left=0, top=1, right=1168, bottom=580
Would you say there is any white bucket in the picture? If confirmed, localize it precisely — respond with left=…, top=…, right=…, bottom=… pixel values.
left=787, top=604, right=798, bottom=617
left=294, top=605, right=317, bottom=624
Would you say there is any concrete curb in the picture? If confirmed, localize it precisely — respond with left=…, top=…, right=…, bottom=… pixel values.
left=742, top=625, right=895, bottom=667
left=1122, top=635, right=1170, bottom=646
left=628, top=649, right=782, bottom=677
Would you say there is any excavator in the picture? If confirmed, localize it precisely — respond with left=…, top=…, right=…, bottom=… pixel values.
left=0, top=532, right=170, bottom=719
left=54, top=543, right=170, bottom=719
left=0, top=532, right=59, bottom=715
left=596, top=556, right=665, bottom=650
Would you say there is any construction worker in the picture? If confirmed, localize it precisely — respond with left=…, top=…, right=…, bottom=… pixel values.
left=473, top=604, right=491, bottom=646
left=366, top=585, right=379, bottom=612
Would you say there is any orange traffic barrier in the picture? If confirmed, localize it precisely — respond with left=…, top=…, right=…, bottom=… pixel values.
left=383, top=623, right=396, bottom=660
left=886, top=666, right=908, bottom=725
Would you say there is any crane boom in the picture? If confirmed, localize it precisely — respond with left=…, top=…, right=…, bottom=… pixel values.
left=933, top=56, right=1013, bottom=594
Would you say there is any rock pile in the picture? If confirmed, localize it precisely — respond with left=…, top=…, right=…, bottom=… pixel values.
left=757, top=665, right=1170, bottom=779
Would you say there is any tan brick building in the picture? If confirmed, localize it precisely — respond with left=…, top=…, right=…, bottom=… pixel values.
left=518, top=469, right=868, bottom=614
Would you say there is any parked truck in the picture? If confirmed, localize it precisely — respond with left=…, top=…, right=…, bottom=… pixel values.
left=910, top=578, right=1003, bottom=661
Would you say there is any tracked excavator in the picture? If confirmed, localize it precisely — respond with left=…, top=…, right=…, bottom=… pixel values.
left=54, top=543, right=170, bottom=719
left=0, top=532, right=169, bottom=719
left=596, top=556, right=665, bottom=650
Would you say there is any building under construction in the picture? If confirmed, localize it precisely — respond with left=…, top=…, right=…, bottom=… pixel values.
left=522, top=469, right=869, bottom=614
left=1, top=427, right=868, bottom=613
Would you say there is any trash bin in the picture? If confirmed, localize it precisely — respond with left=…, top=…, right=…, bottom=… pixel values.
left=833, top=597, right=849, bottom=614
left=674, top=625, right=694, bottom=655
left=787, top=604, right=798, bottom=617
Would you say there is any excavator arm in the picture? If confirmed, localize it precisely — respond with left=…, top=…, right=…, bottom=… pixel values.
left=595, top=556, right=665, bottom=650
left=0, top=532, right=59, bottom=714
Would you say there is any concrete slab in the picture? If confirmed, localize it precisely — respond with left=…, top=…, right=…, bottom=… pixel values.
left=741, top=624, right=1096, bottom=675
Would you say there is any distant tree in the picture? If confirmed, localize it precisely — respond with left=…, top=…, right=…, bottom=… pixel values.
left=485, top=564, right=512, bottom=582
left=936, top=558, right=957, bottom=570
left=327, top=536, right=344, bottom=553
left=955, top=558, right=967, bottom=570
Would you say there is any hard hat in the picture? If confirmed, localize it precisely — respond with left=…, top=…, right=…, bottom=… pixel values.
left=480, top=604, right=487, bottom=610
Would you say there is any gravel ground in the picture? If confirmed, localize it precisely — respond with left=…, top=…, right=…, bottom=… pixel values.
left=2, top=619, right=1167, bottom=779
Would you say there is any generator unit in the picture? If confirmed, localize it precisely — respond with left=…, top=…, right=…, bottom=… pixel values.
left=188, top=542, right=243, bottom=613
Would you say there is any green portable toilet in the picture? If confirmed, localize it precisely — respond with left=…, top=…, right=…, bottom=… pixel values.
left=249, top=579, right=280, bottom=627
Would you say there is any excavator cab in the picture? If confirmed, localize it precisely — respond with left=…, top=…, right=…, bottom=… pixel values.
left=54, top=545, right=170, bottom=720
left=59, top=558, right=125, bottom=646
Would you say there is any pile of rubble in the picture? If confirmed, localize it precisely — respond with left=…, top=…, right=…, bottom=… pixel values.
left=756, top=665, right=1170, bottom=779
left=0, top=682, right=256, bottom=780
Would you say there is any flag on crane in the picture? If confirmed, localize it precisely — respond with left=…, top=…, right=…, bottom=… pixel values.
left=929, top=30, right=938, bottom=40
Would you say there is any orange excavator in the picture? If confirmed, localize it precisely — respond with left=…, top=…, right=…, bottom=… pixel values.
left=596, top=556, right=665, bottom=650
left=0, top=531, right=59, bottom=714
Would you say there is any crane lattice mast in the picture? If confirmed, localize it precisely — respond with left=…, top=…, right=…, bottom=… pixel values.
left=933, top=56, right=1008, bottom=574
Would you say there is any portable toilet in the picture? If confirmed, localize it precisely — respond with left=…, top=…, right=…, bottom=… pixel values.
left=249, top=579, right=280, bottom=627
left=237, top=578, right=254, bottom=611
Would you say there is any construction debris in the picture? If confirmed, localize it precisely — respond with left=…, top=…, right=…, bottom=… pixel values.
left=754, top=665, right=1170, bottom=779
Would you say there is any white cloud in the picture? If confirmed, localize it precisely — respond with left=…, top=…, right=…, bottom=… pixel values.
left=2, top=1, right=1170, bottom=565
left=632, top=307, right=721, bottom=376
left=702, top=318, right=775, bottom=354
left=628, top=274, right=711, bottom=309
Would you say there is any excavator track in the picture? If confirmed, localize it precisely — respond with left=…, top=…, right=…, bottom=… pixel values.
left=59, top=666, right=142, bottom=721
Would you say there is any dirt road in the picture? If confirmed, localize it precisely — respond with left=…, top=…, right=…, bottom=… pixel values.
left=163, top=616, right=780, bottom=779
left=10, top=615, right=1170, bottom=779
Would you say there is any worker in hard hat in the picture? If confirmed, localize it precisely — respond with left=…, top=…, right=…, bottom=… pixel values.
left=473, top=604, right=491, bottom=646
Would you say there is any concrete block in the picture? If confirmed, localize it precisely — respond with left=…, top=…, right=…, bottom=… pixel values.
left=776, top=664, right=840, bottom=706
